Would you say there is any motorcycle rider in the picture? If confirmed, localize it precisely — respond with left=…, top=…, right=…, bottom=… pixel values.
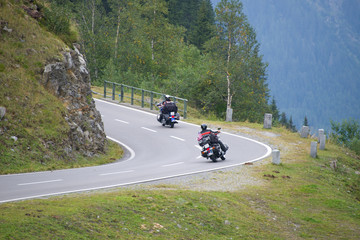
left=199, top=124, right=228, bottom=153
left=157, top=95, right=178, bottom=125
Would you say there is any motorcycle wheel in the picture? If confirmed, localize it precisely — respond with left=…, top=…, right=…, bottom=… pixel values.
left=170, top=122, right=175, bottom=128
left=210, top=155, right=217, bottom=162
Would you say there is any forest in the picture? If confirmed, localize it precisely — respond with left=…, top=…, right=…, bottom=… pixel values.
left=46, top=0, right=278, bottom=124
left=225, top=0, right=360, bottom=131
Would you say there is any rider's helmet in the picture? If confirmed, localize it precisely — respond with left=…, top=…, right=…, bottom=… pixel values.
left=165, top=95, right=171, bottom=101
left=201, top=124, right=207, bottom=131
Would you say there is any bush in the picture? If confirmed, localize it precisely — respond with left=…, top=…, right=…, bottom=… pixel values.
left=40, top=3, right=78, bottom=45
left=330, top=118, right=360, bottom=155
left=349, top=137, right=360, bottom=155
left=42, top=6, right=70, bottom=36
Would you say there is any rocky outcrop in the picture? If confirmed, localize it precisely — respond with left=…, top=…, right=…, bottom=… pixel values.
left=43, top=44, right=106, bottom=157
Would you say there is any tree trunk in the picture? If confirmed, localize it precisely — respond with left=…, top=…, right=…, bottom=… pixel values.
left=114, top=8, right=121, bottom=59
left=226, top=31, right=232, bottom=109
left=226, top=31, right=233, bottom=121
left=91, top=0, right=98, bottom=79
left=91, top=0, right=95, bottom=34
left=151, top=9, right=156, bottom=61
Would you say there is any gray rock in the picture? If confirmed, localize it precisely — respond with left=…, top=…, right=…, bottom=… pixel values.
left=0, top=106, right=6, bottom=120
left=3, top=25, right=12, bottom=33
left=272, top=149, right=281, bottom=165
left=263, top=113, right=272, bottom=129
left=318, top=129, right=326, bottom=150
left=300, top=126, right=310, bottom=138
left=310, top=141, right=317, bottom=158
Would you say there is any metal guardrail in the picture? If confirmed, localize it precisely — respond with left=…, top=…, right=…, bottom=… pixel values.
left=103, top=81, right=188, bottom=119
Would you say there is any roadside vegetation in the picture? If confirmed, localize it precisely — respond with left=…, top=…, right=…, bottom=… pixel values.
left=1, top=120, right=359, bottom=239
left=0, top=1, right=123, bottom=174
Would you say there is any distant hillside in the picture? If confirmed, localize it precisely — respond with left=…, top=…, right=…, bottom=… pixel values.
left=212, top=0, right=360, bottom=131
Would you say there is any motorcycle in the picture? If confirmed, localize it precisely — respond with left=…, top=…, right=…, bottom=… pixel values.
left=157, top=111, right=180, bottom=128
left=197, top=128, right=227, bottom=162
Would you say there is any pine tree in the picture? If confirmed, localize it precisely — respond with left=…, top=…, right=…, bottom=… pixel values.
left=280, top=112, right=288, bottom=127
left=166, top=0, right=201, bottom=43
left=191, top=0, right=215, bottom=51
left=270, top=97, right=280, bottom=123
left=303, top=116, right=308, bottom=126
left=288, top=116, right=297, bottom=132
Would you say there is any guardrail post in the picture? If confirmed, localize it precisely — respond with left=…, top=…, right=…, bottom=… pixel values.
left=131, top=87, right=134, bottom=105
left=120, top=84, right=124, bottom=102
left=141, top=89, right=144, bottom=108
left=112, top=83, right=115, bottom=100
left=150, top=92, right=154, bottom=110
left=184, top=100, right=187, bottom=119
left=104, top=81, right=107, bottom=98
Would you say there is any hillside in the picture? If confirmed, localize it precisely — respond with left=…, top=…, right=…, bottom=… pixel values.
left=212, top=0, right=360, bottom=131
left=0, top=0, right=119, bottom=173
left=1, top=120, right=360, bottom=238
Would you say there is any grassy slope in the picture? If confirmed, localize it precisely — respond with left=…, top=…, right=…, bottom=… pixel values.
left=0, top=120, right=359, bottom=239
left=0, top=1, right=122, bottom=174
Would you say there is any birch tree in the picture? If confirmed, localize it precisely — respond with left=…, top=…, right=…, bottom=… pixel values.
left=204, top=0, right=269, bottom=122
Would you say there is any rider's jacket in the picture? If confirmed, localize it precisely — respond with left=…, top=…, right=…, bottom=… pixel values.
left=158, top=100, right=177, bottom=114
left=198, top=129, right=219, bottom=143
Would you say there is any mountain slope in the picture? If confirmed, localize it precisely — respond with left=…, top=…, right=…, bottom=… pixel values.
left=0, top=0, right=108, bottom=173
left=212, top=0, right=360, bottom=131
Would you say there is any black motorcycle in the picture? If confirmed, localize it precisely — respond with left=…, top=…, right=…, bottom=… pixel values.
left=197, top=128, right=227, bottom=162
left=157, top=111, right=180, bottom=128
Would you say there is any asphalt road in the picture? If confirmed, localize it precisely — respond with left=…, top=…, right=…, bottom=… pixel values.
left=0, top=99, right=271, bottom=203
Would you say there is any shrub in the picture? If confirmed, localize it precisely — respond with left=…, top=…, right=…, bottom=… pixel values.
left=39, top=3, right=78, bottom=45
left=349, top=137, right=360, bottom=155
left=330, top=118, right=360, bottom=155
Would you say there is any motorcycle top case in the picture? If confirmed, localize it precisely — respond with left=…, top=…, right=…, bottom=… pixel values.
left=197, top=134, right=210, bottom=147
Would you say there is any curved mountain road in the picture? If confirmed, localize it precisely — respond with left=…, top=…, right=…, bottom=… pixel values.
left=0, top=99, right=271, bottom=203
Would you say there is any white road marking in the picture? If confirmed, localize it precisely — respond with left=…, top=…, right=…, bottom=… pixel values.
left=115, top=119, right=129, bottom=124
left=99, top=170, right=134, bottom=176
left=106, top=136, right=136, bottom=163
left=162, top=162, right=184, bottom=167
left=141, top=127, right=157, bottom=132
left=195, top=145, right=202, bottom=159
left=170, top=136, right=185, bottom=141
left=194, top=145, right=202, bottom=150
left=0, top=100, right=273, bottom=204
left=18, top=179, right=63, bottom=186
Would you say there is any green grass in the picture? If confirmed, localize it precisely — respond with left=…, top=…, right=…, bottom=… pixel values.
left=0, top=1, right=122, bottom=174
left=1, top=121, right=359, bottom=239
left=0, top=139, right=123, bottom=174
